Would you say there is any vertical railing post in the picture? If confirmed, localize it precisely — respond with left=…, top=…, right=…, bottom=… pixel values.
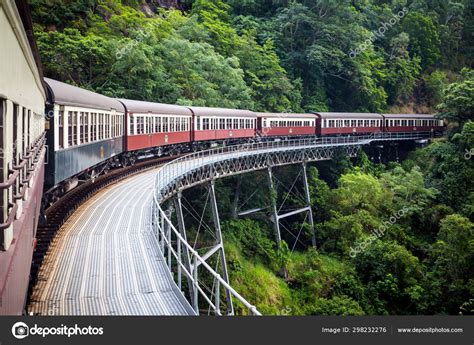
left=193, top=255, right=199, bottom=315
left=302, top=162, right=316, bottom=248
left=209, top=180, right=234, bottom=315
left=174, top=191, right=195, bottom=300
left=267, top=166, right=282, bottom=248
left=177, top=236, right=182, bottom=290
left=214, top=278, right=220, bottom=316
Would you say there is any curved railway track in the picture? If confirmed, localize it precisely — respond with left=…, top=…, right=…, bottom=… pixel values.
left=28, top=155, right=178, bottom=305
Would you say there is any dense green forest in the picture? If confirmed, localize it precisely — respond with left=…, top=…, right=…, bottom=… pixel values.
left=30, top=0, right=473, bottom=315
left=31, top=0, right=473, bottom=113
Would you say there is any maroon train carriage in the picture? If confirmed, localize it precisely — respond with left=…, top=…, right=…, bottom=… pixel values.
left=315, top=112, right=383, bottom=136
left=189, top=107, right=256, bottom=142
left=382, top=114, right=444, bottom=133
left=119, top=99, right=193, bottom=152
left=257, top=113, right=317, bottom=137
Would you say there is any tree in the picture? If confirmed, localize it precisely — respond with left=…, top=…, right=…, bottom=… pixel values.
left=385, top=33, right=421, bottom=105
left=422, top=214, right=474, bottom=313
left=401, top=12, right=441, bottom=70
left=353, top=240, right=424, bottom=314
left=437, top=68, right=474, bottom=126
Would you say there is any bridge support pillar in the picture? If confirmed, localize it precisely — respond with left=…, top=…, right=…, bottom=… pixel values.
left=174, top=191, right=195, bottom=302
left=209, top=180, right=234, bottom=315
left=266, top=166, right=282, bottom=248
left=302, top=162, right=316, bottom=248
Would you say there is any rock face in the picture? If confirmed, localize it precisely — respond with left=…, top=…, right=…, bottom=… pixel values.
left=155, top=0, right=180, bottom=8
left=141, top=0, right=188, bottom=16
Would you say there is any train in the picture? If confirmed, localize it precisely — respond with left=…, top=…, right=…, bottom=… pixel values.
left=0, top=0, right=47, bottom=314
left=43, top=77, right=445, bottom=205
left=0, top=0, right=445, bottom=315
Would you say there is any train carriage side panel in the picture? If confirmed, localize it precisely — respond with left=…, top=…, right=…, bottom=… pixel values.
left=0, top=0, right=47, bottom=314
left=119, top=99, right=192, bottom=152
left=44, top=78, right=125, bottom=188
left=315, top=112, right=383, bottom=136
left=257, top=113, right=317, bottom=137
left=382, top=114, right=445, bottom=133
left=189, top=107, right=257, bottom=142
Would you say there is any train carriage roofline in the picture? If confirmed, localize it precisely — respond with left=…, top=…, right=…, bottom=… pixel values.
left=44, top=78, right=125, bottom=112
left=256, top=112, right=317, bottom=118
left=381, top=113, right=437, bottom=119
left=187, top=106, right=256, bottom=117
left=313, top=112, right=383, bottom=119
left=118, top=99, right=193, bottom=116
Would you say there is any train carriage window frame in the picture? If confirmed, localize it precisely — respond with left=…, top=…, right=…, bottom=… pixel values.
left=58, top=110, right=64, bottom=149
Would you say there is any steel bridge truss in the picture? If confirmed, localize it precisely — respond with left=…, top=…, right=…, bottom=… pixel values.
left=152, top=132, right=433, bottom=315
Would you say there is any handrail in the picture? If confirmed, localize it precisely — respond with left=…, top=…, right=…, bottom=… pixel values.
left=151, top=131, right=434, bottom=315
left=152, top=193, right=261, bottom=315
left=0, top=132, right=46, bottom=230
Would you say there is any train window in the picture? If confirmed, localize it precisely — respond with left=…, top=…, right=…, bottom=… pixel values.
left=357, top=120, right=362, bottom=127
left=67, top=112, right=73, bottom=147
left=100, top=113, right=104, bottom=139
left=95, top=113, right=99, bottom=139
left=105, top=113, right=109, bottom=138
left=203, top=118, right=209, bottom=130
left=106, top=113, right=110, bottom=138
left=136, top=116, right=141, bottom=134
left=26, top=109, right=31, bottom=150
left=155, top=117, right=160, bottom=132
left=96, top=113, right=102, bottom=140
left=80, top=113, right=85, bottom=144
left=226, top=118, right=232, bottom=129
left=162, top=117, right=168, bottom=132
left=96, top=113, right=100, bottom=140
left=172, top=116, right=175, bottom=132
left=91, top=113, right=95, bottom=141
left=12, top=104, right=18, bottom=163
left=59, top=110, right=64, bottom=148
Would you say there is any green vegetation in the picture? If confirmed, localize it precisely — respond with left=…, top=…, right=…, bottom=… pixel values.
left=31, top=0, right=473, bottom=112
left=220, top=121, right=473, bottom=315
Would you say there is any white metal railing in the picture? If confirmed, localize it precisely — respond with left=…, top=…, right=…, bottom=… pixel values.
left=151, top=131, right=432, bottom=315
left=154, top=132, right=432, bottom=200
left=152, top=190, right=261, bottom=316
